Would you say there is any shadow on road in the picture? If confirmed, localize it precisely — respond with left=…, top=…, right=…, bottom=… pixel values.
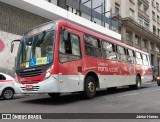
left=22, top=85, right=150, bottom=105
left=0, top=95, right=28, bottom=101
left=22, top=93, right=85, bottom=105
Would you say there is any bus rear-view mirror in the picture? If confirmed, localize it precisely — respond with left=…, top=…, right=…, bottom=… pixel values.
left=11, top=39, right=21, bottom=53
left=11, top=43, right=14, bottom=53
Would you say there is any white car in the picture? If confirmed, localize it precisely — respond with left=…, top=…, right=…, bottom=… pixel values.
left=0, top=73, right=15, bottom=100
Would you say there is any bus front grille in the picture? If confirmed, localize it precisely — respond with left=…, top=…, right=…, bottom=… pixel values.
left=21, top=86, right=40, bottom=91
left=18, top=70, right=43, bottom=77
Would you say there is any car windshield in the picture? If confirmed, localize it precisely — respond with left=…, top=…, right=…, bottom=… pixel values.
left=16, top=23, right=56, bottom=69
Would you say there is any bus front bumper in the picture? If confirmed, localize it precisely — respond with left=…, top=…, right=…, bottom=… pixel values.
left=14, top=75, right=59, bottom=94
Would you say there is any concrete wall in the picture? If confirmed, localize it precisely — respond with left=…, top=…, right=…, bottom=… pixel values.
left=0, top=1, right=50, bottom=35
left=0, top=31, right=21, bottom=76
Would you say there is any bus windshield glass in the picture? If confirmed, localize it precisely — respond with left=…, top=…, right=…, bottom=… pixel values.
left=16, top=22, right=56, bottom=69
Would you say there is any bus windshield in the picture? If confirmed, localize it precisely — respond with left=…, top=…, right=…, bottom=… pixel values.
left=16, top=27, right=56, bottom=69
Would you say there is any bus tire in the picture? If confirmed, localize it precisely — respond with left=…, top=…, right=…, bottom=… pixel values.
left=135, top=76, right=141, bottom=89
left=129, top=76, right=141, bottom=89
left=83, top=76, right=96, bottom=99
left=48, top=93, right=60, bottom=98
left=1, top=88, right=14, bottom=100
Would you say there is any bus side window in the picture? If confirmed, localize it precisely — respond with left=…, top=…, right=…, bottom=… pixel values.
left=128, top=49, right=135, bottom=63
left=117, top=46, right=127, bottom=62
left=142, top=54, right=149, bottom=66
left=59, top=32, right=81, bottom=63
left=147, top=55, right=151, bottom=66
left=102, top=41, right=117, bottom=60
left=136, top=52, right=143, bottom=65
left=84, top=34, right=102, bottom=58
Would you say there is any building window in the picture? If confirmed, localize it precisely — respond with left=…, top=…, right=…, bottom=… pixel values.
left=144, top=21, right=149, bottom=29
left=135, top=35, right=140, bottom=45
left=138, top=0, right=142, bottom=9
left=129, top=9, right=134, bottom=18
left=67, top=6, right=80, bottom=16
left=126, top=31, right=131, bottom=41
left=142, top=39, right=147, bottom=48
left=153, top=25, right=156, bottom=34
left=156, top=47, right=160, bottom=52
left=156, top=2, right=159, bottom=11
left=138, top=17, right=143, bottom=26
left=142, top=40, right=145, bottom=48
left=150, top=43, right=154, bottom=51
left=115, top=3, right=120, bottom=15
left=152, top=11, right=156, bottom=20
left=158, top=29, right=160, bottom=37
left=152, top=0, right=155, bottom=7
left=143, top=5, right=148, bottom=15
left=157, top=15, right=160, bottom=24
left=129, top=0, right=135, bottom=4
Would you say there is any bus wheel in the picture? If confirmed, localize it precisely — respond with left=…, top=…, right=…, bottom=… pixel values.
left=135, top=76, right=141, bottom=89
left=83, top=76, right=96, bottom=99
left=1, top=88, right=14, bottom=100
left=129, top=76, right=141, bottom=89
left=48, top=93, right=60, bottom=98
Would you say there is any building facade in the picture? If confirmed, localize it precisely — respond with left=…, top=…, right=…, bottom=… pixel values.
left=109, top=0, right=160, bottom=74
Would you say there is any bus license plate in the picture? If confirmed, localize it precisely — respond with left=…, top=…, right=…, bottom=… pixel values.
left=26, top=85, right=33, bottom=90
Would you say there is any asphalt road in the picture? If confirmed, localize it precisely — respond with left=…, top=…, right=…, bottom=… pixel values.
left=1, top=81, right=160, bottom=122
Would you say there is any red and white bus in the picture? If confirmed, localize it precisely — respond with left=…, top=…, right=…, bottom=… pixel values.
left=12, top=19, right=153, bottom=99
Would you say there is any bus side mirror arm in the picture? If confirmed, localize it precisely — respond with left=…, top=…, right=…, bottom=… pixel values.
left=11, top=39, right=21, bottom=53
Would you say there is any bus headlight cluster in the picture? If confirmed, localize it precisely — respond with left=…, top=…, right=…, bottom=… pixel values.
left=45, top=66, right=52, bottom=79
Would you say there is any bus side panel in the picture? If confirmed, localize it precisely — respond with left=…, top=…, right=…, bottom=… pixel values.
left=98, top=61, right=136, bottom=88
left=58, top=27, right=84, bottom=92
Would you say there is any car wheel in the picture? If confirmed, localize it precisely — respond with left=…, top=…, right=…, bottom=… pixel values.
left=48, top=93, right=60, bottom=98
left=1, top=88, right=14, bottom=100
left=83, top=76, right=96, bottom=99
left=158, top=83, right=160, bottom=86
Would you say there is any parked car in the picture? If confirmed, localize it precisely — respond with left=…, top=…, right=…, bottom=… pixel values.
left=0, top=73, right=15, bottom=100
left=156, top=75, right=160, bottom=86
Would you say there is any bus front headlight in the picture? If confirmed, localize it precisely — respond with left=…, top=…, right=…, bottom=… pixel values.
left=45, top=66, right=52, bottom=79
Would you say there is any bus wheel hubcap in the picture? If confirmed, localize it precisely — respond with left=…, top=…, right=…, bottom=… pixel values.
left=88, top=82, right=95, bottom=94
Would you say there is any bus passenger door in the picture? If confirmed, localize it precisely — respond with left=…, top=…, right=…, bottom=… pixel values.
left=58, top=28, right=83, bottom=92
